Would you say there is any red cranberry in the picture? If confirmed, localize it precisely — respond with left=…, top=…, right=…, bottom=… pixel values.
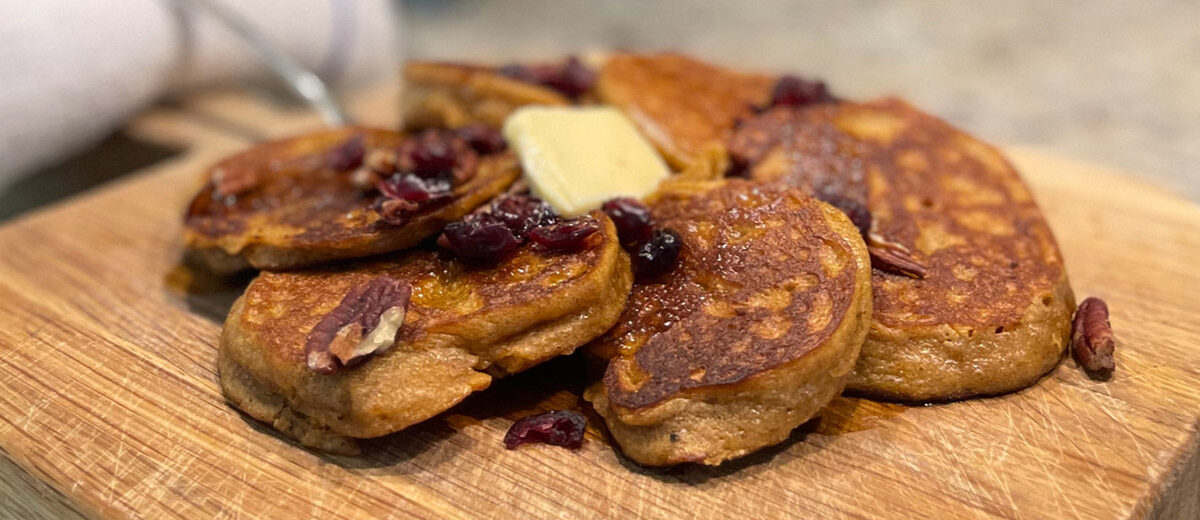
left=455, top=124, right=507, bottom=154
left=724, top=155, right=751, bottom=178
left=528, top=217, right=601, bottom=252
left=633, top=228, right=682, bottom=278
left=491, top=195, right=558, bottom=238
left=503, top=410, right=586, bottom=450
left=327, top=134, right=365, bottom=171
left=438, top=213, right=520, bottom=260
left=543, top=57, right=595, bottom=99
left=769, top=75, right=834, bottom=108
left=498, top=57, right=595, bottom=99
left=374, top=173, right=452, bottom=224
left=601, top=198, right=653, bottom=248
left=405, top=130, right=460, bottom=177
left=377, top=173, right=451, bottom=203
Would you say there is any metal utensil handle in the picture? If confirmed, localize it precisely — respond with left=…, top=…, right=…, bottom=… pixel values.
left=177, top=0, right=350, bottom=126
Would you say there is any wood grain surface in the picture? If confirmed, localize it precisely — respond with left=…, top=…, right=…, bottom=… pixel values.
left=0, top=85, right=1198, bottom=519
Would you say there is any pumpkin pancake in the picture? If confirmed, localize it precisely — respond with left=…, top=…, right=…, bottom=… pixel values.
left=585, top=180, right=872, bottom=466
left=184, top=127, right=519, bottom=273
left=220, top=213, right=632, bottom=454
left=729, top=98, right=1075, bottom=401
left=595, top=52, right=775, bottom=173
left=401, top=61, right=577, bottom=130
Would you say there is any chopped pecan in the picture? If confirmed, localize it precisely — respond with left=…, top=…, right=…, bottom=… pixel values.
left=503, top=410, right=587, bottom=450
left=349, top=168, right=381, bottom=191
left=304, top=276, right=411, bottom=374
left=867, top=231, right=928, bottom=279
left=1071, top=297, right=1115, bottom=379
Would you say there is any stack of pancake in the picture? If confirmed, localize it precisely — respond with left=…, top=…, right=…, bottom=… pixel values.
left=188, top=52, right=1074, bottom=466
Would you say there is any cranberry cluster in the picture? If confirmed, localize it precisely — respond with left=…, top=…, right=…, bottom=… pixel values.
left=767, top=74, right=836, bottom=108
left=326, top=126, right=507, bottom=225
left=601, top=198, right=682, bottom=279
left=438, top=194, right=600, bottom=261
left=497, top=56, right=596, bottom=99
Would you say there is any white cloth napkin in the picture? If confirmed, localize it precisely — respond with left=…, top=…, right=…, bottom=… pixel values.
left=0, top=0, right=399, bottom=190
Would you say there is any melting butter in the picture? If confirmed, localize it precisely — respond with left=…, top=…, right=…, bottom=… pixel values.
left=502, top=106, right=670, bottom=216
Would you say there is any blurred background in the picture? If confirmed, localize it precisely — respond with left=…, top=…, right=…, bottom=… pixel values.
left=1, top=0, right=1197, bottom=221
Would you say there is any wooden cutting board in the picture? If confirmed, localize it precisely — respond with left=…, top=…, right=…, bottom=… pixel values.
left=1, top=84, right=1198, bottom=520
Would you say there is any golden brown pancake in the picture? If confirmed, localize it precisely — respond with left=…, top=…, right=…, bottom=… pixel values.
left=220, top=213, right=632, bottom=454
left=729, top=99, right=1075, bottom=401
left=184, top=127, right=519, bottom=273
left=595, top=52, right=775, bottom=173
left=401, top=61, right=571, bottom=130
left=585, top=180, right=872, bottom=466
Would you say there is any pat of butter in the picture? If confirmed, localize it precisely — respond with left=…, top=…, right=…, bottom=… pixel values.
left=502, top=106, right=670, bottom=216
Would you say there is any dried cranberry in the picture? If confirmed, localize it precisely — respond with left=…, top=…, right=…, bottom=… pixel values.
left=327, top=135, right=365, bottom=171
left=491, top=195, right=558, bottom=238
left=378, top=173, right=451, bottom=203
left=375, top=174, right=452, bottom=224
left=503, top=410, right=586, bottom=450
left=528, top=217, right=601, bottom=252
left=601, top=198, right=653, bottom=248
left=725, top=154, right=750, bottom=178
left=456, top=124, right=507, bottom=154
left=633, top=228, right=682, bottom=278
left=405, top=130, right=459, bottom=177
left=498, top=57, right=595, bottom=99
left=439, top=213, right=520, bottom=260
left=768, top=75, right=835, bottom=108
left=543, top=57, right=595, bottom=99
left=820, top=193, right=871, bottom=236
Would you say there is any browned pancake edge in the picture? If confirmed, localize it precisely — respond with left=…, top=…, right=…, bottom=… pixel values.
left=183, top=127, right=520, bottom=272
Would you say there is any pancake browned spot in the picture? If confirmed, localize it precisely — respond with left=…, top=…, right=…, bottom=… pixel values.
left=401, top=61, right=573, bottom=131
left=595, top=52, right=775, bottom=174
left=183, top=127, right=519, bottom=273
left=220, top=213, right=632, bottom=454
left=585, top=180, right=871, bottom=466
left=730, top=99, right=1075, bottom=401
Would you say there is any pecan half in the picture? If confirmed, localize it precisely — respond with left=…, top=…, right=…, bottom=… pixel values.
left=1071, top=297, right=1115, bottom=379
left=304, top=276, right=411, bottom=374
left=867, top=231, right=928, bottom=279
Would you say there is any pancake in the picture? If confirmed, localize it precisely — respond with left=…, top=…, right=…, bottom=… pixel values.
left=595, top=52, right=775, bottom=174
left=729, top=99, right=1075, bottom=401
left=184, top=127, right=519, bottom=273
left=585, top=180, right=872, bottom=466
left=401, top=61, right=573, bottom=130
left=220, top=213, right=632, bottom=454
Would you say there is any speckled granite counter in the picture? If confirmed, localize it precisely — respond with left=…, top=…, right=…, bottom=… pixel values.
left=403, top=0, right=1200, bottom=200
